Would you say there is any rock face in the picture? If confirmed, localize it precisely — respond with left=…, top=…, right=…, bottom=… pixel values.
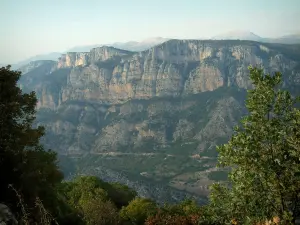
left=0, top=204, right=17, bottom=225
left=35, top=88, right=244, bottom=155
left=20, top=40, right=300, bottom=111
left=57, top=47, right=132, bottom=69
left=19, top=39, right=300, bottom=201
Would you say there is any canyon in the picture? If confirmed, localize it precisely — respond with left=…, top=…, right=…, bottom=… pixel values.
left=18, top=39, right=300, bottom=203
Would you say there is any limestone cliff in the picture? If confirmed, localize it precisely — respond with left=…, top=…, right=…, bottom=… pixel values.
left=18, top=60, right=56, bottom=75
left=20, top=40, right=300, bottom=110
left=19, top=39, right=300, bottom=199
left=57, top=47, right=133, bottom=69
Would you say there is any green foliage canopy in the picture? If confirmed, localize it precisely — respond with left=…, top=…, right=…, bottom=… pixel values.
left=209, top=66, right=300, bottom=224
left=0, top=65, right=63, bottom=221
left=120, top=197, right=157, bottom=224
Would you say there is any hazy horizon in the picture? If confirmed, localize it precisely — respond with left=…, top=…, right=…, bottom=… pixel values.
left=1, top=0, right=299, bottom=64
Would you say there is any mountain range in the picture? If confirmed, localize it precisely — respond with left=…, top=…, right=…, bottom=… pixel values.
left=10, top=37, right=170, bottom=70
left=17, top=38, right=300, bottom=204
left=7, top=31, right=300, bottom=70
left=212, top=30, right=300, bottom=44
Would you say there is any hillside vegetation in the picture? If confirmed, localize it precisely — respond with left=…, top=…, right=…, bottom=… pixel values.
left=1, top=65, right=300, bottom=224
left=16, top=40, right=300, bottom=202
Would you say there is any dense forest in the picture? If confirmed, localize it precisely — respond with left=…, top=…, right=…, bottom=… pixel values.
left=0, top=65, right=300, bottom=224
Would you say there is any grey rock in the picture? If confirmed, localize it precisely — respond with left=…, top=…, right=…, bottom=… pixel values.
left=19, top=39, right=300, bottom=199
left=19, top=40, right=300, bottom=110
left=0, top=204, right=17, bottom=225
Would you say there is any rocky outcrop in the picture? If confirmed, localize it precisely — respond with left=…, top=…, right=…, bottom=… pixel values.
left=22, top=39, right=300, bottom=157
left=20, top=39, right=300, bottom=198
left=17, top=60, right=57, bottom=78
left=195, top=96, right=242, bottom=142
left=0, top=204, right=17, bottom=225
left=35, top=88, right=246, bottom=155
left=57, top=52, right=89, bottom=68
left=20, top=40, right=300, bottom=110
left=18, top=60, right=56, bottom=74
left=57, top=46, right=133, bottom=69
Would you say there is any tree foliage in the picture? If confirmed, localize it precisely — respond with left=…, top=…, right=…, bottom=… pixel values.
left=209, top=66, right=300, bottom=224
left=80, top=199, right=120, bottom=225
left=0, top=65, right=63, bottom=222
left=120, top=198, right=157, bottom=224
left=145, top=199, right=202, bottom=225
left=106, top=182, right=137, bottom=209
left=59, top=176, right=124, bottom=225
left=3, top=64, right=300, bottom=224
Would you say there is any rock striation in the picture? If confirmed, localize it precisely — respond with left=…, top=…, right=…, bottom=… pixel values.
left=19, top=39, right=300, bottom=200
left=20, top=40, right=300, bottom=110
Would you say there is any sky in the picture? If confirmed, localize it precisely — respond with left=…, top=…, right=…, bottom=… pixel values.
left=0, top=0, right=299, bottom=64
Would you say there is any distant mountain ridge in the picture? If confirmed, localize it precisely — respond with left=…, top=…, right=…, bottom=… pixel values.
left=68, top=37, right=170, bottom=52
left=213, top=30, right=300, bottom=44
left=17, top=38, right=300, bottom=204
left=10, top=52, right=62, bottom=70
left=6, top=31, right=300, bottom=71
left=9, top=37, right=169, bottom=70
left=212, top=30, right=262, bottom=41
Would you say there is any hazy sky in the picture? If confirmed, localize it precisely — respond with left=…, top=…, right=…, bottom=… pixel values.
left=1, top=0, right=299, bottom=64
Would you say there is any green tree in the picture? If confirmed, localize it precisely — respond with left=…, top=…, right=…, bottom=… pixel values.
left=103, top=182, right=137, bottom=208
left=60, top=176, right=122, bottom=224
left=209, top=66, right=300, bottom=224
left=160, top=199, right=201, bottom=216
left=0, top=65, right=63, bottom=222
left=120, top=197, right=157, bottom=225
left=144, top=199, right=202, bottom=225
left=80, top=199, right=121, bottom=225
left=60, top=176, right=108, bottom=210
